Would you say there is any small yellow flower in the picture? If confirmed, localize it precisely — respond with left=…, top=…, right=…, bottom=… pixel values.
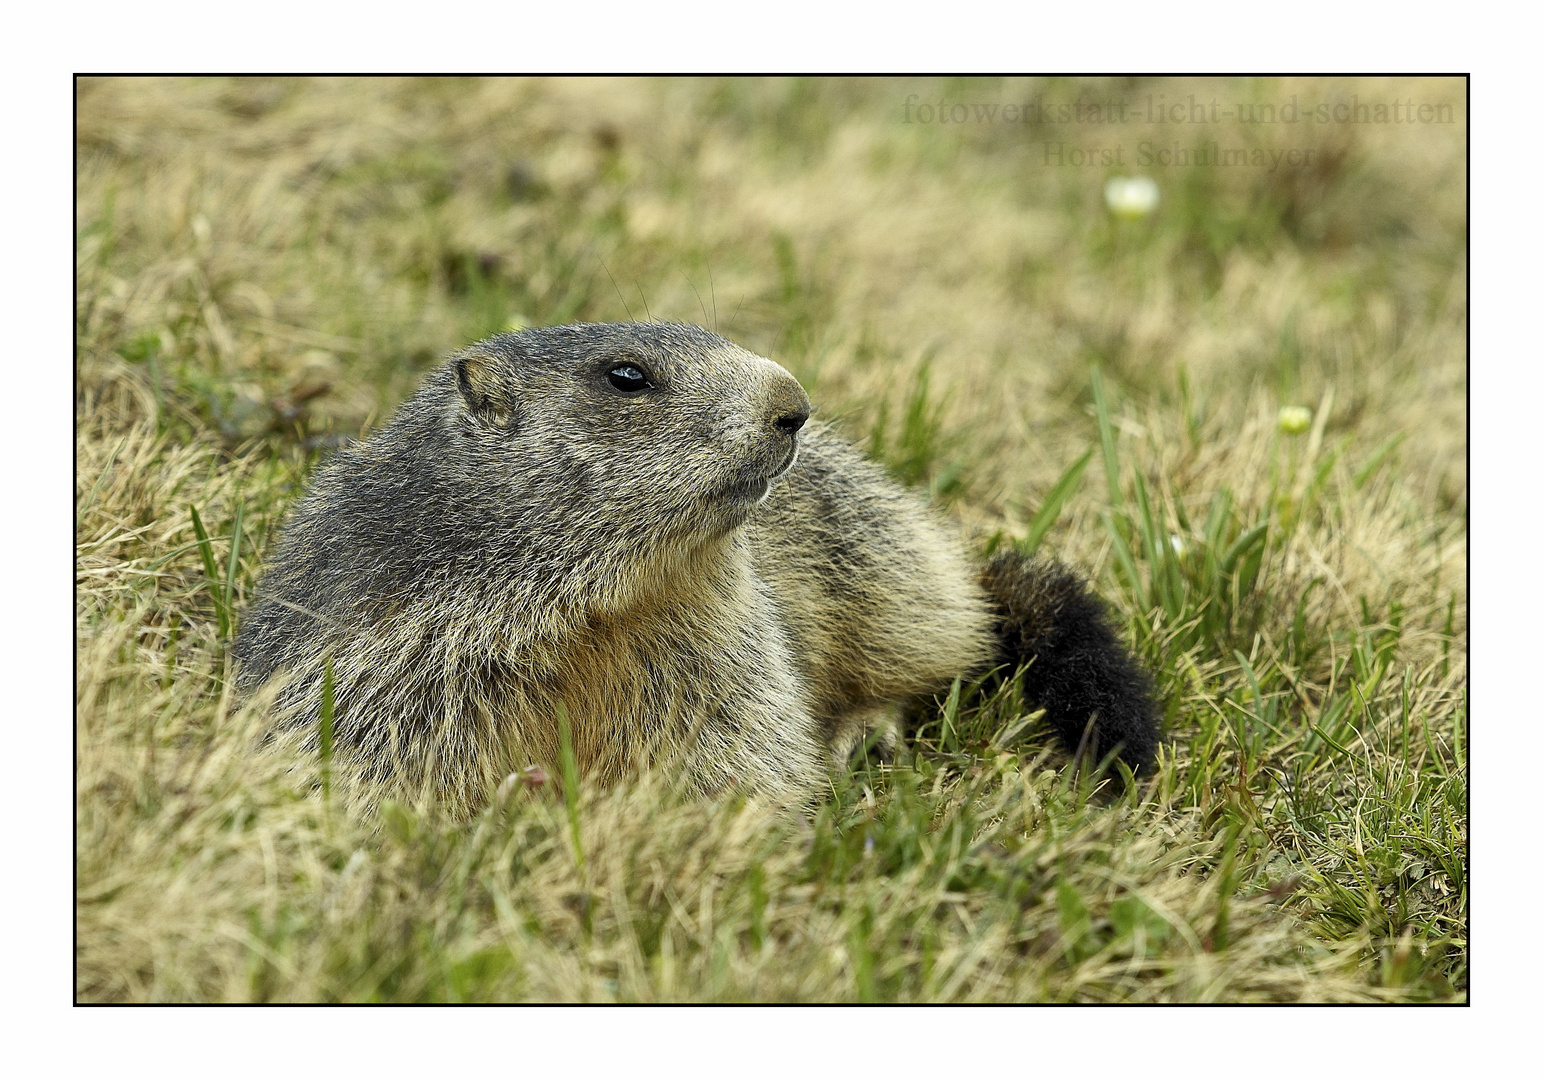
left=1104, top=176, right=1160, bottom=219
left=1278, top=405, right=1313, bottom=435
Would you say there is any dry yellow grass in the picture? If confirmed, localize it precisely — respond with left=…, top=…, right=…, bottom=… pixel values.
left=76, top=76, right=1465, bottom=1002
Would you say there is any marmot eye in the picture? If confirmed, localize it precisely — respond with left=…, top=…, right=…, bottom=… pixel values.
left=607, top=364, right=651, bottom=393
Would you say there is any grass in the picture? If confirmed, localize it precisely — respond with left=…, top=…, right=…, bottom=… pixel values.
left=75, top=75, right=1466, bottom=1002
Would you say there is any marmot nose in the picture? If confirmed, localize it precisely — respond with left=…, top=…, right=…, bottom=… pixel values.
left=774, top=408, right=809, bottom=435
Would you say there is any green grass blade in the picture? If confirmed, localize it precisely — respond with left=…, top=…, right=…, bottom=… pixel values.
left=1101, top=510, right=1147, bottom=613
left=1022, top=448, right=1093, bottom=554
left=1303, top=436, right=1349, bottom=510
left=1221, top=521, right=1268, bottom=574
left=189, top=503, right=228, bottom=640
left=1354, top=433, right=1405, bottom=489
left=1089, top=366, right=1123, bottom=510
left=556, top=702, right=585, bottom=873
left=224, top=501, right=245, bottom=638
left=1131, top=470, right=1184, bottom=622
left=938, top=677, right=962, bottom=754
left=867, top=395, right=889, bottom=463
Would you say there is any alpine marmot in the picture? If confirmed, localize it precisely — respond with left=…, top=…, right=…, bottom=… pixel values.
left=236, top=322, right=1158, bottom=814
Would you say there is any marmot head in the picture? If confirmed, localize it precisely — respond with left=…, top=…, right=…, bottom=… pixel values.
left=445, top=322, right=811, bottom=548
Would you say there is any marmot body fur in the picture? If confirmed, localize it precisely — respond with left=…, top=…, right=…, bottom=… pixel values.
left=237, top=323, right=1157, bottom=814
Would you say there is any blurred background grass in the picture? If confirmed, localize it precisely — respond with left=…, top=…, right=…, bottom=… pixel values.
left=75, top=76, right=1466, bottom=1002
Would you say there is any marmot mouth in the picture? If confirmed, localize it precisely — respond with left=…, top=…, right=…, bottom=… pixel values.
left=719, top=476, right=771, bottom=504
left=769, top=443, right=799, bottom=479
left=718, top=446, right=795, bottom=506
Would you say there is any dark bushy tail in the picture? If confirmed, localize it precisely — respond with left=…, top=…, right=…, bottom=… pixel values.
left=980, top=550, right=1160, bottom=778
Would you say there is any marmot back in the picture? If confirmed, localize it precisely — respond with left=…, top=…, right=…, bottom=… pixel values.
left=237, top=323, right=1158, bottom=816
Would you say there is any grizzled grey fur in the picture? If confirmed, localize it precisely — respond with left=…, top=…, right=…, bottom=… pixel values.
left=237, top=322, right=1159, bottom=815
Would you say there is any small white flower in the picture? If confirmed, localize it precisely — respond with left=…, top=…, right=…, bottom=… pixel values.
left=1278, top=405, right=1313, bottom=435
left=1169, top=534, right=1186, bottom=557
left=1104, top=176, right=1160, bottom=219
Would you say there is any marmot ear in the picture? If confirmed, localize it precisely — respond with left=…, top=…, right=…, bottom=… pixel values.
left=455, top=352, right=520, bottom=430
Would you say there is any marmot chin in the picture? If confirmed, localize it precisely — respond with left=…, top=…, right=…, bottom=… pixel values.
left=236, top=323, right=1158, bottom=814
